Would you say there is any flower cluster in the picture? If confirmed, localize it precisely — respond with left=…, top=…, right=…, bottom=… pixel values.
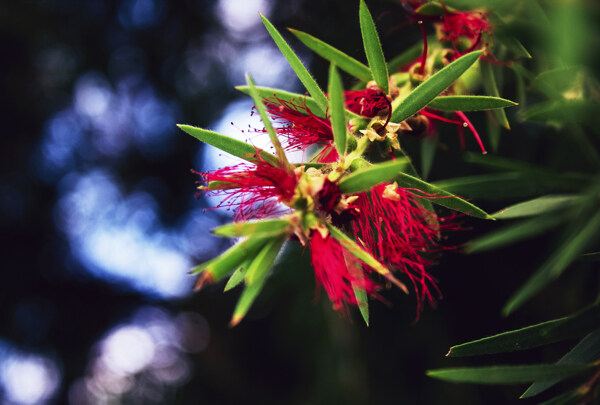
left=180, top=1, right=510, bottom=325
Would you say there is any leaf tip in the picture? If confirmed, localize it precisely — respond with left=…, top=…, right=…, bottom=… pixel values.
left=229, top=314, right=243, bottom=328
left=194, top=271, right=214, bottom=291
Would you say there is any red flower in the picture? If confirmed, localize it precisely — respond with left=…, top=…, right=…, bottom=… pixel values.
left=309, top=230, right=375, bottom=310
left=198, top=159, right=297, bottom=221
left=344, top=88, right=391, bottom=119
left=440, top=10, right=489, bottom=47
left=264, top=98, right=338, bottom=162
left=351, top=182, right=455, bottom=318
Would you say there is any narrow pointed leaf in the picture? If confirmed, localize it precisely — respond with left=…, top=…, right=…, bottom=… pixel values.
left=522, top=329, right=600, bottom=398
left=327, top=225, right=394, bottom=283
left=224, top=262, right=250, bottom=292
left=467, top=214, right=567, bottom=253
left=447, top=305, right=600, bottom=357
left=481, top=60, right=510, bottom=129
left=178, top=125, right=278, bottom=166
left=338, top=158, right=409, bottom=193
left=246, top=73, right=289, bottom=167
left=493, top=195, right=580, bottom=219
left=503, top=210, right=600, bottom=316
left=328, top=64, right=347, bottom=156
left=359, top=0, right=389, bottom=93
left=190, top=235, right=272, bottom=281
left=427, top=364, right=592, bottom=384
left=353, top=285, right=369, bottom=326
left=230, top=237, right=285, bottom=326
left=391, top=51, right=483, bottom=123
left=395, top=172, right=493, bottom=220
left=260, top=14, right=328, bottom=113
left=392, top=148, right=436, bottom=217
left=289, top=28, right=371, bottom=81
left=420, top=136, right=436, bottom=180
left=236, top=85, right=324, bottom=118
left=212, top=218, right=292, bottom=238
left=428, top=96, right=517, bottom=112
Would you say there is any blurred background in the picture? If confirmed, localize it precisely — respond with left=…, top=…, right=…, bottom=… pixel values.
left=1, top=0, right=599, bottom=404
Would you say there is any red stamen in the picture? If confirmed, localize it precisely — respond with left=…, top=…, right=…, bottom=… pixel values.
left=418, top=21, right=428, bottom=75
left=455, top=111, right=486, bottom=153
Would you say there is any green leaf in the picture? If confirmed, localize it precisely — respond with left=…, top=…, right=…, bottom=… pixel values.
left=446, top=305, right=600, bottom=357
left=191, top=235, right=272, bottom=281
left=230, top=237, right=285, bottom=326
left=395, top=172, right=493, bottom=220
left=246, top=73, right=289, bottom=167
left=359, top=0, right=389, bottom=93
left=420, top=136, right=436, bottom=180
left=391, top=51, right=482, bottom=123
left=466, top=213, right=567, bottom=253
left=353, top=285, right=369, bottom=326
left=493, top=195, right=581, bottom=219
left=503, top=209, right=600, bottom=316
left=387, top=40, right=427, bottom=73
left=235, top=85, right=325, bottom=118
left=212, top=218, right=292, bottom=238
left=522, top=328, right=600, bottom=398
left=481, top=60, right=511, bottom=129
left=178, top=125, right=278, bottom=166
left=327, top=224, right=407, bottom=292
left=289, top=28, right=371, bottom=81
left=338, top=158, right=410, bottom=194
left=427, top=96, right=517, bottom=112
left=260, top=14, right=328, bottom=114
left=427, top=364, right=592, bottom=385
left=328, top=64, right=348, bottom=156
left=415, top=1, right=456, bottom=15
left=223, top=262, right=250, bottom=292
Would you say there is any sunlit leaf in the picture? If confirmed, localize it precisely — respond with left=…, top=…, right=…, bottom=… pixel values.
left=178, top=125, right=278, bottom=166
left=235, top=85, right=324, bottom=118
left=260, top=14, right=328, bottom=114
left=289, top=28, right=371, bottom=81
left=503, top=210, right=600, bottom=316
left=190, top=235, right=272, bottom=281
left=359, top=0, right=389, bottom=93
left=428, top=96, right=517, bottom=112
left=212, top=218, right=292, bottom=238
left=223, top=261, right=250, bottom=292
left=395, top=172, right=493, bottom=219
left=246, top=73, right=289, bottom=167
left=446, top=305, right=600, bottom=357
left=338, top=158, right=410, bottom=194
left=329, top=64, right=348, bottom=156
left=230, top=237, right=286, bottom=326
left=427, top=364, right=592, bottom=384
left=391, top=51, right=482, bottom=123
left=522, top=328, right=600, bottom=398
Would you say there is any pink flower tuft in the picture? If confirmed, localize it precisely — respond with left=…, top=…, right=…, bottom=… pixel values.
left=264, top=98, right=338, bottom=162
left=351, top=183, right=455, bottom=318
left=198, top=159, right=297, bottom=221
left=310, top=230, right=375, bottom=310
left=344, top=89, right=391, bottom=119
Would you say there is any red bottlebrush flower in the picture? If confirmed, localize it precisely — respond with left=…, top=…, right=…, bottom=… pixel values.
left=264, top=98, right=338, bottom=163
left=351, top=183, right=454, bottom=318
left=344, top=88, right=391, bottom=119
left=309, top=230, right=375, bottom=310
left=440, top=10, right=489, bottom=45
left=198, top=159, right=297, bottom=221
